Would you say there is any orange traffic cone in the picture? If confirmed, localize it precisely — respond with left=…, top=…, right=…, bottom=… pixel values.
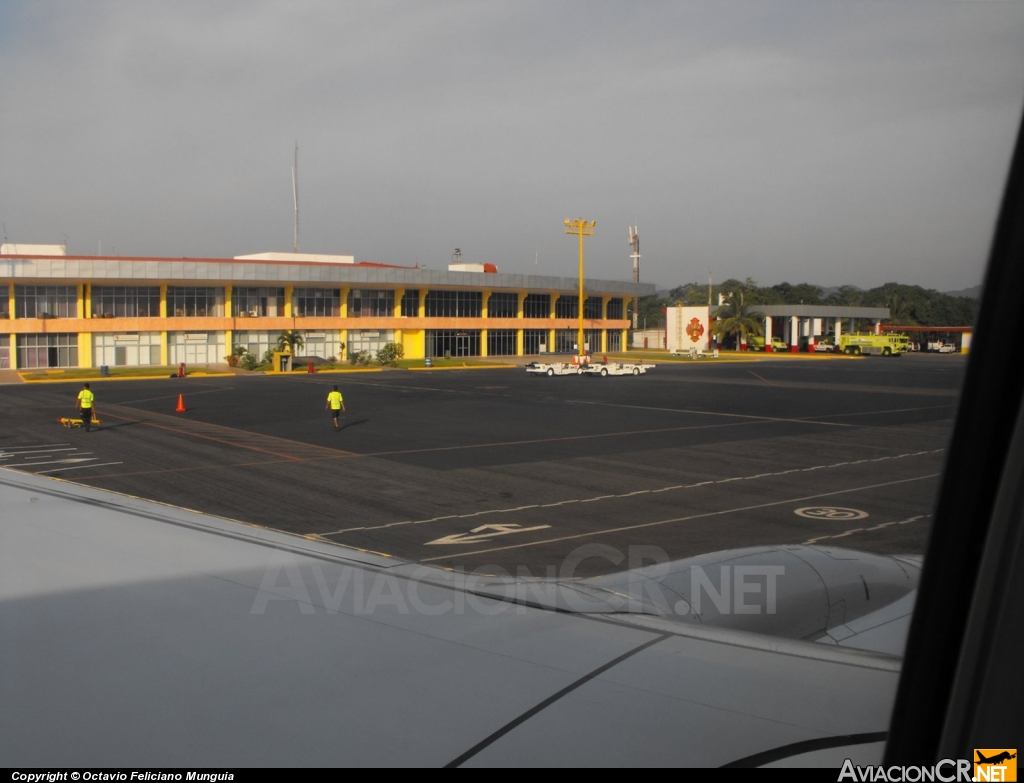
left=175, top=394, right=187, bottom=413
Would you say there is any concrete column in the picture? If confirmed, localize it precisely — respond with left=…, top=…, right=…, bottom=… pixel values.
left=224, top=285, right=233, bottom=317
left=394, top=288, right=404, bottom=318
left=549, top=294, right=557, bottom=320
left=516, top=328, right=524, bottom=356
left=8, top=283, right=16, bottom=318
left=160, top=332, right=169, bottom=365
left=339, top=286, right=349, bottom=319
left=82, top=284, right=91, bottom=319
left=482, top=290, right=491, bottom=318
left=548, top=328, right=555, bottom=353
left=516, top=291, right=525, bottom=319
left=9, top=334, right=17, bottom=369
left=159, top=285, right=168, bottom=318
left=418, top=289, right=427, bottom=318
left=764, top=317, right=773, bottom=352
left=875, top=320, right=882, bottom=335
left=790, top=316, right=799, bottom=353
left=835, top=318, right=843, bottom=340
left=480, top=329, right=488, bottom=357
left=283, top=286, right=294, bottom=318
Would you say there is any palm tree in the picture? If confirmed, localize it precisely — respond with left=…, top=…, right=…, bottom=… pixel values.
left=276, top=330, right=305, bottom=357
left=712, top=289, right=764, bottom=350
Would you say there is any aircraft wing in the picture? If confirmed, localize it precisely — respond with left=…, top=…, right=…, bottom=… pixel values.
left=1, top=468, right=899, bottom=768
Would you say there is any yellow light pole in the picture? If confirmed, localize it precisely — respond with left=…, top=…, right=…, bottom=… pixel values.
left=564, top=218, right=595, bottom=359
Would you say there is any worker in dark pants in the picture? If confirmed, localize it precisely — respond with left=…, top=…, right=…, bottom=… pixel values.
left=326, top=385, right=346, bottom=431
left=76, top=382, right=96, bottom=432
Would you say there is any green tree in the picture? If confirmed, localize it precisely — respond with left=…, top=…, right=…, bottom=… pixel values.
left=376, top=342, right=405, bottom=367
left=276, top=330, right=305, bottom=356
left=712, top=289, right=764, bottom=349
left=634, top=295, right=669, bottom=328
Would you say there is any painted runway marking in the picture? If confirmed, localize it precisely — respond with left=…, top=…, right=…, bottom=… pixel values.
left=420, top=474, right=942, bottom=562
left=5, top=457, right=98, bottom=468
left=0, top=443, right=72, bottom=450
left=567, top=399, right=854, bottom=427
left=34, top=461, right=124, bottom=474
left=794, top=507, right=869, bottom=521
left=425, top=524, right=552, bottom=546
left=747, top=369, right=776, bottom=386
left=803, top=514, right=931, bottom=545
left=0, top=445, right=75, bottom=457
left=76, top=416, right=804, bottom=481
left=321, top=450, right=946, bottom=538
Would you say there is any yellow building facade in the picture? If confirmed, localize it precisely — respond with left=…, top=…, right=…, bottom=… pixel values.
left=0, top=252, right=652, bottom=369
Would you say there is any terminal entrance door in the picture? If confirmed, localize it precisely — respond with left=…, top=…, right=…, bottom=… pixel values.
left=455, top=334, right=471, bottom=357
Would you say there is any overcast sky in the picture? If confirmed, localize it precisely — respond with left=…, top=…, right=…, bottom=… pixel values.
left=2, top=1, right=1023, bottom=291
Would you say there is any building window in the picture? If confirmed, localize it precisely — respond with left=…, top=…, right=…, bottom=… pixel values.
left=487, top=292, right=518, bottom=318
left=15, top=286, right=77, bottom=319
left=233, top=287, right=284, bottom=318
left=523, top=329, right=548, bottom=354
left=522, top=294, right=551, bottom=319
left=607, top=298, right=624, bottom=320
left=554, top=296, right=578, bottom=319
left=0, top=335, right=11, bottom=369
left=167, top=287, right=224, bottom=317
left=294, top=288, right=340, bottom=317
left=0, top=288, right=9, bottom=319
left=607, top=330, right=622, bottom=351
left=425, top=290, right=482, bottom=318
left=167, top=331, right=226, bottom=365
left=347, top=329, right=394, bottom=360
left=554, top=329, right=578, bottom=353
left=91, top=286, right=160, bottom=318
left=92, top=332, right=162, bottom=367
left=401, top=290, right=420, bottom=317
left=301, top=330, right=343, bottom=360
left=584, top=297, right=603, bottom=319
left=234, top=330, right=277, bottom=362
left=17, top=333, right=79, bottom=368
left=584, top=329, right=602, bottom=352
left=347, top=289, right=395, bottom=318
left=487, top=329, right=517, bottom=356
left=426, top=330, right=480, bottom=357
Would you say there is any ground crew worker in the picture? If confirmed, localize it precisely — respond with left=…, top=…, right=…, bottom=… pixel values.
left=326, top=385, right=345, bottom=431
left=76, top=382, right=96, bottom=432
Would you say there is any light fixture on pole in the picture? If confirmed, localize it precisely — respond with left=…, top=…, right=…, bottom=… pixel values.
left=564, top=218, right=596, bottom=359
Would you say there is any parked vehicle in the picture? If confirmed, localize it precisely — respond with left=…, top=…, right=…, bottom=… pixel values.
left=837, top=332, right=909, bottom=356
left=813, top=338, right=836, bottom=353
left=748, top=335, right=788, bottom=352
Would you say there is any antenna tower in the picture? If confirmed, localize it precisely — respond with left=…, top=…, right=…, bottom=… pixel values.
left=629, top=226, right=640, bottom=329
left=292, top=142, right=300, bottom=253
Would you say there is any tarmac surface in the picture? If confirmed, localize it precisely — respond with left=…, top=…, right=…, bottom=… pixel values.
left=0, top=354, right=966, bottom=577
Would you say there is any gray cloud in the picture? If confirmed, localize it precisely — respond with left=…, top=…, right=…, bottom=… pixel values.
left=2, top=0, right=1023, bottom=291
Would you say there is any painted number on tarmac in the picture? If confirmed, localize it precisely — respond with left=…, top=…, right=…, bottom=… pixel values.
left=425, top=523, right=551, bottom=546
left=795, top=507, right=869, bottom=521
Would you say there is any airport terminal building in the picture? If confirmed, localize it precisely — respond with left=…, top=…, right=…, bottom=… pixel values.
left=0, top=246, right=653, bottom=369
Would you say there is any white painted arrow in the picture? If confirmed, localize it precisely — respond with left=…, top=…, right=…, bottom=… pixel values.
left=7, top=457, right=98, bottom=468
left=425, top=523, right=550, bottom=546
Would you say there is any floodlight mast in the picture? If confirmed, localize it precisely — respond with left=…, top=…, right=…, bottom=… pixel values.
left=564, top=218, right=596, bottom=358
left=629, top=226, right=640, bottom=328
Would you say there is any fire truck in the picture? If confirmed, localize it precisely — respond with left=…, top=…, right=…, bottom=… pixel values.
left=837, top=332, right=910, bottom=356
